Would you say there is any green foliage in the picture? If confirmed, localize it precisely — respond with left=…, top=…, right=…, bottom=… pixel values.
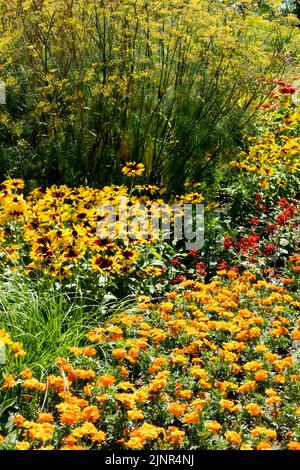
left=0, top=271, right=102, bottom=370
left=0, top=0, right=298, bottom=190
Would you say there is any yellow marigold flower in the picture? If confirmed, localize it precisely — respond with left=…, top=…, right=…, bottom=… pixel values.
left=167, top=292, right=178, bottom=300
left=0, top=328, right=12, bottom=346
left=126, top=437, right=145, bottom=449
left=255, top=344, right=268, bottom=353
left=96, top=394, right=108, bottom=404
left=244, top=361, right=263, bottom=372
left=128, top=409, right=145, bottom=420
left=70, top=368, right=96, bottom=381
left=47, top=375, right=69, bottom=392
left=182, top=411, right=200, bottom=424
left=292, top=329, right=300, bottom=340
left=139, top=422, right=164, bottom=440
left=266, top=394, right=281, bottom=405
left=190, top=398, right=206, bottom=413
left=190, top=366, right=207, bottom=379
left=265, top=352, right=279, bottom=363
left=251, top=427, right=277, bottom=440
left=240, top=444, right=253, bottom=450
left=227, top=270, right=238, bottom=279
left=69, top=346, right=96, bottom=357
left=15, top=441, right=30, bottom=450
left=245, top=403, right=263, bottom=417
left=159, top=302, right=174, bottom=313
left=115, top=393, right=135, bottom=408
left=178, top=389, right=193, bottom=400
left=224, top=431, right=242, bottom=446
left=149, top=371, right=169, bottom=391
left=119, top=365, right=130, bottom=378
left=231, top=364, right=243, bottom=374
left=22, top=421, right=55, bottom=443
left=70, top=422, right=106, bottom=444
left=204, top=421, right=222, bottom=434
left=275, top=374, right=285, bottom=384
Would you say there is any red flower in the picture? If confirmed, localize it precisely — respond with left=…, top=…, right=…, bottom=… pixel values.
left=218, top=260, right=228, bottom=270
left=279, top=86, right=296, bottom=94
left=249, top=218, right=260, bottom=226
left=265, top=243, right=275, bottom=255
left=224, top=236, right=234, bottom=249
left=196, top=261, right=206, bottom=276
left=170, top=275, right=186, bottom=284
left=188, top=250, right=199, bottom=257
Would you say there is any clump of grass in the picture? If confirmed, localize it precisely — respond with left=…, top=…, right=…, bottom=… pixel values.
left=0, top=271, right=104, bottom=371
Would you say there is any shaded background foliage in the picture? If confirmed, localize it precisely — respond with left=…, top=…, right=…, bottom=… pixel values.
left=0, top=0, right=298, bottom=192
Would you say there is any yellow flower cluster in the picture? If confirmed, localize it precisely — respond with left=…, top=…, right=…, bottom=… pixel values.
left=0, top=177, right=203, bottom=279
left=231, top=104, right=300, bottom=187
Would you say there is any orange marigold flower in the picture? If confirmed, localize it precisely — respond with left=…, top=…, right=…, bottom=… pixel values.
left=165, top=427, right=186, bottom=447
left=12, top=414, right=26, bottom=426
left=2, top=374, right=17, bottom=389
left=112, top=348, right=126, bottom=360
left=81, top=406, right=100, bottom=423
left=288, top=442, right=300, bottom=451
left=254, top=369, right=268, bottom=381
left=224, top=431, right=242, bottom=446
left=205, top=421, right=222, bottom=434
left=56, top=403, right=81, bottom=425
left=20, top=369, right=32, bottom=380
left=167, top=403, right=187, bottom=417
left=257, top=441, right=272, bottom=450
left=237, top=381, right=257, bottom=394
left=37, top=413, right=54, bottom=424
left=98, top=374, right=115, bottom=387
left=220, top=399, right=240, bottom=413
left=23, top=378, right=45, bottom=391
left=182, top=411, right=200, bottom=424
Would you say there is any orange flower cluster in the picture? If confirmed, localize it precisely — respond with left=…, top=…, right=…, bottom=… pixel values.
left=0, top=271, right=299, bottom=450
